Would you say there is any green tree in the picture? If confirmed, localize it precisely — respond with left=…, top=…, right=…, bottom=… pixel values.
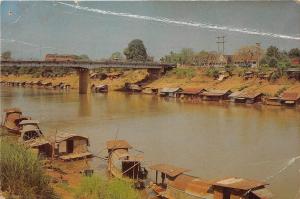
left=1, top=51, right=12, bottom=60
left=288, top=48, right=300, bottom=58
left=266, top=46, right=280, bottom=59
left=110, top=51, right=124, bottom=61
left=123, top=39, right=148, bottom=61
left=77, top=54, right=90, bottom=61
left=269, top=57, right=278, bottom=67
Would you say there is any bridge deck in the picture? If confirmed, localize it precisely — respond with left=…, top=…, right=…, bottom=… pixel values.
left=0, top=60, right=176, bottom=69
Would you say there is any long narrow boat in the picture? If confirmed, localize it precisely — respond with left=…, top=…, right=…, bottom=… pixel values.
left=106, top=140, right=148, bottom=188
left=2, top=108, right=31, bottom=134
left=149, top=163, right=273, bottom=199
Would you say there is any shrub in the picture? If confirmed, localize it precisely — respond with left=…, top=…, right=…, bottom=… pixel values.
left=75, top=175, right=140, bottom=199
left=0, top=139, right=58, bottom=199
left=205, top=67, right=219, bottom=79
left=166, top=68, right=196, bottom=79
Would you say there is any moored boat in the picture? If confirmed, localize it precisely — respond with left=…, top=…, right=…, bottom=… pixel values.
left=106, top=140, right=148, bottom=188
left=2, top=108, right=31, bottom=134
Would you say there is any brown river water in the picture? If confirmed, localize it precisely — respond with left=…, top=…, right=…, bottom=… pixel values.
left=1, top=87, right=300, bottom=199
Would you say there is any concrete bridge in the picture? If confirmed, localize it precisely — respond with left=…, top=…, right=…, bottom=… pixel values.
left=1, top=60, right=176, bottom=94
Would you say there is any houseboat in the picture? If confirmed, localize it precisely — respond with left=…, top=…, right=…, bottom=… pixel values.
left=264, top=97, right=282, bottom=106
left=19, top=120, right=43, bottom=141
left=53, top=133, right=92, bottom=161
left=280, top=92, right=300, bottom=106
left=106, top=140, right=148, bottom=188
left=91, top=84, right=108, bottom=93
left=142, top=87, right=159, bottom=95
left=2, top=108, right=31, bottom=133
left=160, top=88, right=183, bottom=98
left=124, top=83, right=142, bottom=92
left=233, top=91, right=265, bottom=104
left=201, top=89, right=232, bottom=101
left=179, top=88, right=206, bottom=101
left=149, top=164, right=272, bottom=199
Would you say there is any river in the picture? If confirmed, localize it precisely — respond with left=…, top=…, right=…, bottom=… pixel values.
left=1, top=86, right=300, bottom=199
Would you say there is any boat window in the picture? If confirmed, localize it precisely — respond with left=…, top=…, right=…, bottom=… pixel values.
left=23, top=130, right=41, bottom=141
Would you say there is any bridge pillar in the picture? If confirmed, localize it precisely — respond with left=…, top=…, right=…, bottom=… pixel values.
left=78, top=68, right=89, bottom=94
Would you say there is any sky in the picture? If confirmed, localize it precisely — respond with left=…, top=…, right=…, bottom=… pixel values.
left=1, top=1, right=300, bottom=60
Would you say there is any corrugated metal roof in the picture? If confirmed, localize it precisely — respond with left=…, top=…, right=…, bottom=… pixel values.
left=168, top=174, right=213, bottom=198
left=201, top=89, right=231, bottom=97
left=213, top=177, right=268, bottom=191
left=160, top=88, right=182, bottom=93
left=181, top=88, right=206, bottom=95
left=280, top=92, right=300, bottom=101
left=251, top=188, right=273, bottom=199
left=19, top=120, right=39, bottom=125
left=237, top=91, right=264, bottom=99
left=149, top=164, right=190, bottom=177
left=3, top=108, right=21, bottom=113
left=55, top=133, right=89, bottom=143
left=106, top=140, right=132, bottom=150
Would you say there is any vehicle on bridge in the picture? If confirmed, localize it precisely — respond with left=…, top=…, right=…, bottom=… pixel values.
left=45, top=54, right=78, bottom=62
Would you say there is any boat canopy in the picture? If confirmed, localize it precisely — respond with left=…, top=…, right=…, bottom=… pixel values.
left=149, top=164, right=190, bottom=177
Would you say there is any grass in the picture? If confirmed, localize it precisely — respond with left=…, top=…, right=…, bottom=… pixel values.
left=0, top=138, right=58, bottom=199
left=166, top=67, right=196, bottom=79
left=75, top=175, right=141, bottom=199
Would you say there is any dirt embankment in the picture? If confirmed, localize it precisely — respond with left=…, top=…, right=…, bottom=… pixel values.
left=1, top=68, right=300, bottom=95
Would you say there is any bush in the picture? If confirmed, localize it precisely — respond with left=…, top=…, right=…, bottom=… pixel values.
left=0, top=139, right=58, bottom=199
left=166, top=68, right=196, bottom=79
left=275, top=86, right=288, bottom=97
left=205, top=67, right=219, bottom=79
left=75, top=175, right=140, bottom=199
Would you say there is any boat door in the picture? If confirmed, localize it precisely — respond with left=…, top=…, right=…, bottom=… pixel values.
left=66, top=140, right=74, bottom=153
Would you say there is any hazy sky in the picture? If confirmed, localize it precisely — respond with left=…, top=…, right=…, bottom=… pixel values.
left=1, top=1, right=300, bottom=60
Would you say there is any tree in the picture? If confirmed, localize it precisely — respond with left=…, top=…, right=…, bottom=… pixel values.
left=269, top=57, right=278, bottom=68
left=77, top=54, right=90, bottom=61
left=1, top=51, right=12, bottom=60
left=110, top=51, right=124, bottom=61
left=288, top=48, right=300, bottom=58
left=123, top=39, right=148, bottom=61
left=233, top=45, right=262, bottom=66
left=266, top=46, right=280, bottom=59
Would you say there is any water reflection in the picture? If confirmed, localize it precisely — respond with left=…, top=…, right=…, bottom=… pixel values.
left=1, top=86, right=300, bottom=199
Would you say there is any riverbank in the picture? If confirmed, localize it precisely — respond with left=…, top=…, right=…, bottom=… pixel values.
left=1, top=67, right=300, bottom=96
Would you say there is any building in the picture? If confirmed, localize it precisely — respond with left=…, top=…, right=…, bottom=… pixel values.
left=179, top=88, right=207, bottom=101
left=291, top=57, right=300, bottom=65
left=160, top=88, right=183, bottom=98
left=201, top=89, right=232, bottom=101
left=286, top=68, right=300, bottom=80
left=53, top=133, right=92, bottom=161
left=280, top=92, right=300, bottom=106
left=233, top=91, right=265, bottom=104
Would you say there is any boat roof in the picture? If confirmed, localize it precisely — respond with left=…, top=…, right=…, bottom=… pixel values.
left=237, top=91, right=264, bottom=99
left=3, top=108, right=21, bottom=113
left=95, top=84, right=108, bottom=88
left=201, top=89, right=231, bottom=96
left=19, top=120, right=39, bottom=125
left=280, top=92, right=300, bottom=101
left=212, top=177, right=268, bottom=191
left=24, top=138, right=51, bottom=147
left=55, top=133, right=89, bottom=143
left=160, top=87, right=182, bottom=93
left=21, top=125, right=40, bottom=133
left=180, top=88, right=206, bottom=94
left=149, top=164, right=190, bottom=177
left=168, top=174, right=213, bottom=198
left=251, top=188, right=273, bottom=199
left=106, top=140, right=132, bottom=150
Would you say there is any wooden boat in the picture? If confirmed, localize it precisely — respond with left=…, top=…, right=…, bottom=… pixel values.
left=2, top=108, right=31, bottom=134
left=53, top=133, right=93, bottom=161
left=19, top=120, right=43, bottom=141
left=149, top=164, right=273, bottom=199
left=106, top=140, right=148, bottom=188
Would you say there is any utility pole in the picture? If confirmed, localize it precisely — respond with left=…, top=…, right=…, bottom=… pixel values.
left=217, top=36, right=226, bottom=66
left=216, top=36, right=225, bottom=55
left=256, top=43, right=261, bottom=68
